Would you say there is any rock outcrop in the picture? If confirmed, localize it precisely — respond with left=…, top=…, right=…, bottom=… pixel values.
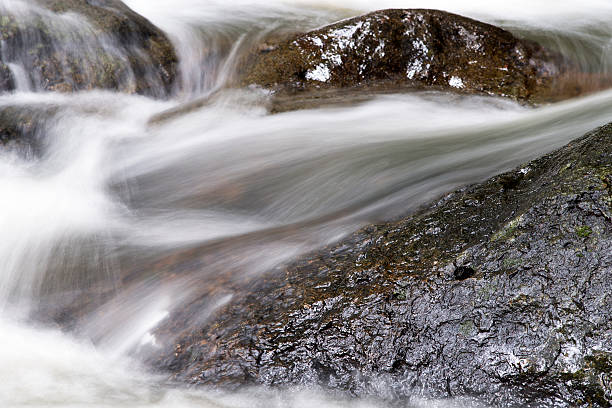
left=0, top=0, right=177, bottom=96
left=241, top=9, right=579, bottom=103
left=153, top=123, right=612, bottom=406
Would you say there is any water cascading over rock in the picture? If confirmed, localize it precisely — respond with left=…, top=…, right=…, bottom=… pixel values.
left=0, top=0, right=177, bottom=96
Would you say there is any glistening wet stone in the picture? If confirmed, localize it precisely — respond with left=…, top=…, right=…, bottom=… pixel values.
left=152, top=123, right=612, bottom=407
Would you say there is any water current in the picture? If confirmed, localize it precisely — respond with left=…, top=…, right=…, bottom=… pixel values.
left=2, top=0, right=612, bottom=406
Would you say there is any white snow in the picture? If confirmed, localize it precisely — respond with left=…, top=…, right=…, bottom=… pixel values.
left=458, top=26, right=482, bottom=51
left=311, top=37, right=324, bottom=47
left=328, top=21, right=364, bottom=50
left=375, top=40, right=385, bottom=57
left=305, top=64, right=331, bottom=82
left=407, top=60, right=423, bottom=79
left=412, top=39, right=429, bottom=54
left=449, top=76, right=465, bottom=88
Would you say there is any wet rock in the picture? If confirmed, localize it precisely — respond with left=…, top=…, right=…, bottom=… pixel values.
left=0, top=105, right=57, bottom=155
left=0, top=0, right=177, bottom=96
left=152, top=123, right=612, bottom=406
left=241, top=9, right=580, bottom=103
left=453, top=265, right=475, bottom=280
left=0, top=63, right=14, bottom=91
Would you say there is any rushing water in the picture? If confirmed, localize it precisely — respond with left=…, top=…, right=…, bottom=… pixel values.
left=2, top=0, right=612, bottom=406
left=0, top=0, right=171, bottom=96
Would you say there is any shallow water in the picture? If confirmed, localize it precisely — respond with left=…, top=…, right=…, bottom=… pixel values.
left=2, top=0, right=612, bottom=406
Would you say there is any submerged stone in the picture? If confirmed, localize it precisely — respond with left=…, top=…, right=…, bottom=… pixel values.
left=241, top=9, right=589, bottom=103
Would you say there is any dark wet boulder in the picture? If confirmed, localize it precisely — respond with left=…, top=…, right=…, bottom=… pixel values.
left=0, top=63, right=14, bottom=91
left=0, top=0, right=177, bottom=96
left=152, top=123, right=612, bottom=406
left=241, top=9, right=582, bottom=103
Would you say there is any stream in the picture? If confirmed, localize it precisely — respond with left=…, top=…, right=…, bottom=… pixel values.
left=1, top=0, right=612, bottom=406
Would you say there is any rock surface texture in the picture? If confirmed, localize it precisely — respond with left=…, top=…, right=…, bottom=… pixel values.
left=0, top=105, right=55, bottom=155
left=154, top=123, right=612, bottom=407
left=0, top=0, right=177, bottom=95
left=241, top=9, right=574, bottom=103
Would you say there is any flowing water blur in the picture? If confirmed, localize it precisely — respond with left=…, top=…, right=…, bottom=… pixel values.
left=2, top=0, right=612, bottom=406
left=0, top=0, right=171, bottom=95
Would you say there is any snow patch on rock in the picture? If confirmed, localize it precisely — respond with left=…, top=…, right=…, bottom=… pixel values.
left=405, top=35, right=432, bottom=80
left=412, top=39, right=429, bottom=55
left=407, top=60, right=423, bottom=79
left=305, top=64, right=330, bottom=82
left=375, top=40, right=385, bottom=57
left=449, top=76, right=465, bottom=88
left=311, top=37, right=324, bottom=48
left=328, top=21, right=364, bottom=50
left=458, top=26, right=483, bottom=51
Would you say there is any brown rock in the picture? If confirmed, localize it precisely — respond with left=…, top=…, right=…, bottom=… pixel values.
left=241, top=9, right=582, bottom=103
